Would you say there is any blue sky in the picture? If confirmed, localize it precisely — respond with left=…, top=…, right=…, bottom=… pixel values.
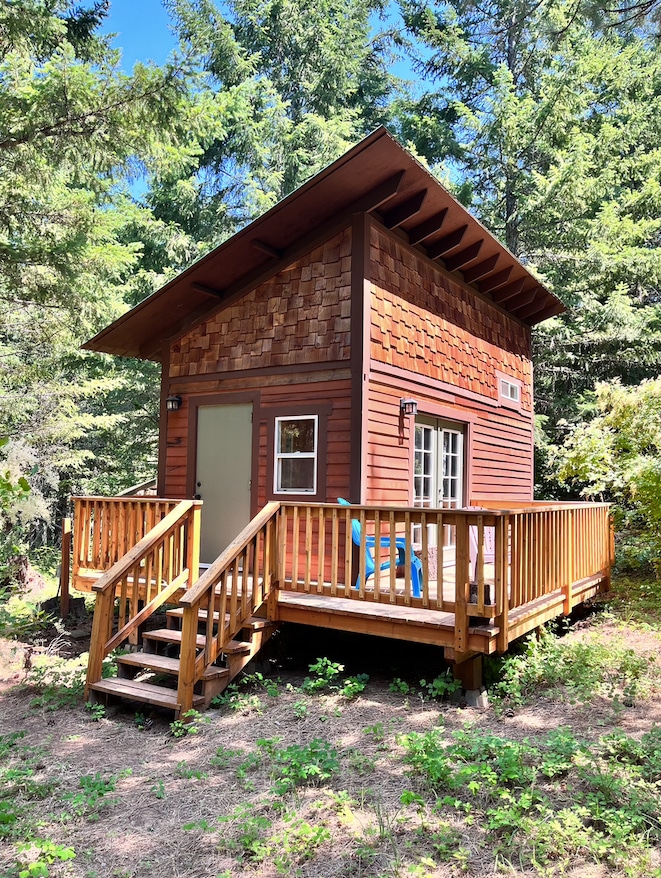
left=104, top=0, right=176, bottom=69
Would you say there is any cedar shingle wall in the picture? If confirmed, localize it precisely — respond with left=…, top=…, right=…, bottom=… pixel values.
left=169, top=229, right=352, bottom=378
left=366, top=224, right=534, bottom=504
left=369, top=226, right=532, bottom=410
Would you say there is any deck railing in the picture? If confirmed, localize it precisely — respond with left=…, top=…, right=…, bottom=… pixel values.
left=78, top=495, right=611, bottom=708
left=176, top=501, right=280, bottom=712
left=84, top=500, right=201, bottom=697
left=277, top=500, right=611, bottom=652
left=72, top=496, right=181, bottom=587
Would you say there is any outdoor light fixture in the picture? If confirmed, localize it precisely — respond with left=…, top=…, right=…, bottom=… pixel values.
left=166, top=395, right=182, bottom=412
left=400, top=398, right=418, bottom=416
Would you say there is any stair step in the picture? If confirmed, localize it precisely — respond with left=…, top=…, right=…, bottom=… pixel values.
left=88, top=678, right=204, bottom=711
left=116, top=652, right=229, bottom=680
left=142, top=628, right=207, bottom=649
left=225, top=639, right=252, bottom=655
left=166, top=608, right=229, bottom=623
left=165, top=608, right=274, bottom=633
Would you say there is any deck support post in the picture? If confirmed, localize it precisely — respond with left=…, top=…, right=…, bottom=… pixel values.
left=448, top=652, right=483, bottom=691
left=453, top=517, right=471, bottom=653
left=60, top=518, right=71, bottom=618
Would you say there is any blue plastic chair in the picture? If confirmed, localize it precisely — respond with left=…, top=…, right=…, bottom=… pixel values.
left=337, top=499, right=422, bottom=597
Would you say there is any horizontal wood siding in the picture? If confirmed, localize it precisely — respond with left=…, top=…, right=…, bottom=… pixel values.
left=256, top=379, right=352, bottom=508
left=169, top=228, right=352, bottom=379
left=366, top=377, right=533, bottom=504
left=163, top=375, right=353, bottom=504
left=366, top=223, right=534, bottom=505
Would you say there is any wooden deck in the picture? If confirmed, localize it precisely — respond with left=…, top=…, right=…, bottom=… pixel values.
left=69, top=496, right=613, bottom=715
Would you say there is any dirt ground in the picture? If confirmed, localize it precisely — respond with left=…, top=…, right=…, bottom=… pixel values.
left=1, top=598, right=660, bottom=878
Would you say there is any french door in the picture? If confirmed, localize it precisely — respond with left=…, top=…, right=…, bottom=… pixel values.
left=413, top=418, right=465, bottom=548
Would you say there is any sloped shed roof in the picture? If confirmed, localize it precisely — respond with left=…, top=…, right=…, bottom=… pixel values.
left=84, top=127, right=563, bottom=360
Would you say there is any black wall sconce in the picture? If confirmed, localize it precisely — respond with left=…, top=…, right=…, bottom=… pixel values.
left=399, top=398, right=418, bottom=416
left=166, top=395, right=182, bottom=412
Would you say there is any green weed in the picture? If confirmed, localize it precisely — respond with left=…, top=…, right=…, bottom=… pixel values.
left=302, top=657, right=344, bottom=693
left=257, top=737, right=339, bottom=795
left=399, top=723, right=661, bottom=872
left=174, top=761, right=208, bottom=780
left=16, top=838, right=75, bottom=877
left=62, top=770, right=130, bottom=817
left=169, top=708, right=209, bottom=737
left=492, top=624, right=656, bottom=709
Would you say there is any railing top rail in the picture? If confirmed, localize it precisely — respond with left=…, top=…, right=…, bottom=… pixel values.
left=471, top=499, right=611, bottom=513
left=116, top=478, right=158, bottom=497
left=92, top=499, right=198, bottom=593
left=72, top=495, right=183, bottom=504
left=279, top=501, right=610, bottom=515
left=180, top=500, right=280, bottom=607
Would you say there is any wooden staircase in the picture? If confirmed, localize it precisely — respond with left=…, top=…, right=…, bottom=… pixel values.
left=88, top=606, right=276, bottom=712
left=84, top=500, right=281, bottom=717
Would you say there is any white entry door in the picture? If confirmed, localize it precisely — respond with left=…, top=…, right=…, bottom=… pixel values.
left=196, top=404, right=253, bottom=564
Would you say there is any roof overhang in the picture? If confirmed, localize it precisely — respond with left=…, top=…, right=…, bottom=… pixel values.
left=84, top=127, right=564, bottom=360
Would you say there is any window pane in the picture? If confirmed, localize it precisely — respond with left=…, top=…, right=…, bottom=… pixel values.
left=278, top=458, right=315, bottom=491
left=278, top=419, right=315, bottom=454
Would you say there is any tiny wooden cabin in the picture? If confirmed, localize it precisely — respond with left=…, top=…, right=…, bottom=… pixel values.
left=71, top=129, right=612, bottom=715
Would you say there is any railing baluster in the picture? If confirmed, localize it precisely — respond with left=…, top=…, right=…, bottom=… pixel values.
left=304, top=506, right=312, bottom=593
left=331, top=507, right=338, bottom=596
left=292, top=506, right=300, bottom=591
left=388, top=512, right=396, bottom=605
left=373, top=510, right=381, bottom=603
left=317, top=508, right=326, bottom=595
left=421, top=511, right=429, bottom=609
left=344, top=508, right=352, bottom=597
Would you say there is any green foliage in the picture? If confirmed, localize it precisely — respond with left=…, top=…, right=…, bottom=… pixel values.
left=257, top=736, right=339, bottom=795
left=61, top=772, right=124, bottom=817
left=339, top=673, right=370, bottom=699
left=301, top=657, right=369, bottom=698
left=84, top=701, right=105, bottom=722
left=16, top=838, right=75, bottom=878
left=302, top=657, right=344, bottom=693
left=492, top=625, right=655, bottom=709
left=217, top=803, right=331, bottom=872
left=169, top=708, right=209, bottom=737
left=174, top=760, right=208, bottom=780
left=400, top=723, right=661, bottom=871
left=389, top=677, right=411, bottom=694
left=608, top=575, right=661, bottom=628
left=419, top=672, right=461, bottom=701
left=553, top=378, right=661, bottom=573
left=27, top=656, right=87, bottom=710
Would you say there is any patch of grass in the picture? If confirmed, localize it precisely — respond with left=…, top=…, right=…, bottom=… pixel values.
left=174, top=761, right=208, bottom=780
left=27, top=653, right=116, bottom=711
left=0, top=594, right=54, bottom=639
left=608, top=574, right=661, bottom=629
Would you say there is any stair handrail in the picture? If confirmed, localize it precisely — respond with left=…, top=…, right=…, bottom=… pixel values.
left=85, top=499, right=202, bottom=698
left=177, top=500, right=281, bottom=713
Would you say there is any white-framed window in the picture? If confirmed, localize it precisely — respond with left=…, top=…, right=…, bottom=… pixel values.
left=413, top=418, right=464, bottom=546
left=274, top=415, right=318, bottom=494
left=499, top=377, right=521, bottom=404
